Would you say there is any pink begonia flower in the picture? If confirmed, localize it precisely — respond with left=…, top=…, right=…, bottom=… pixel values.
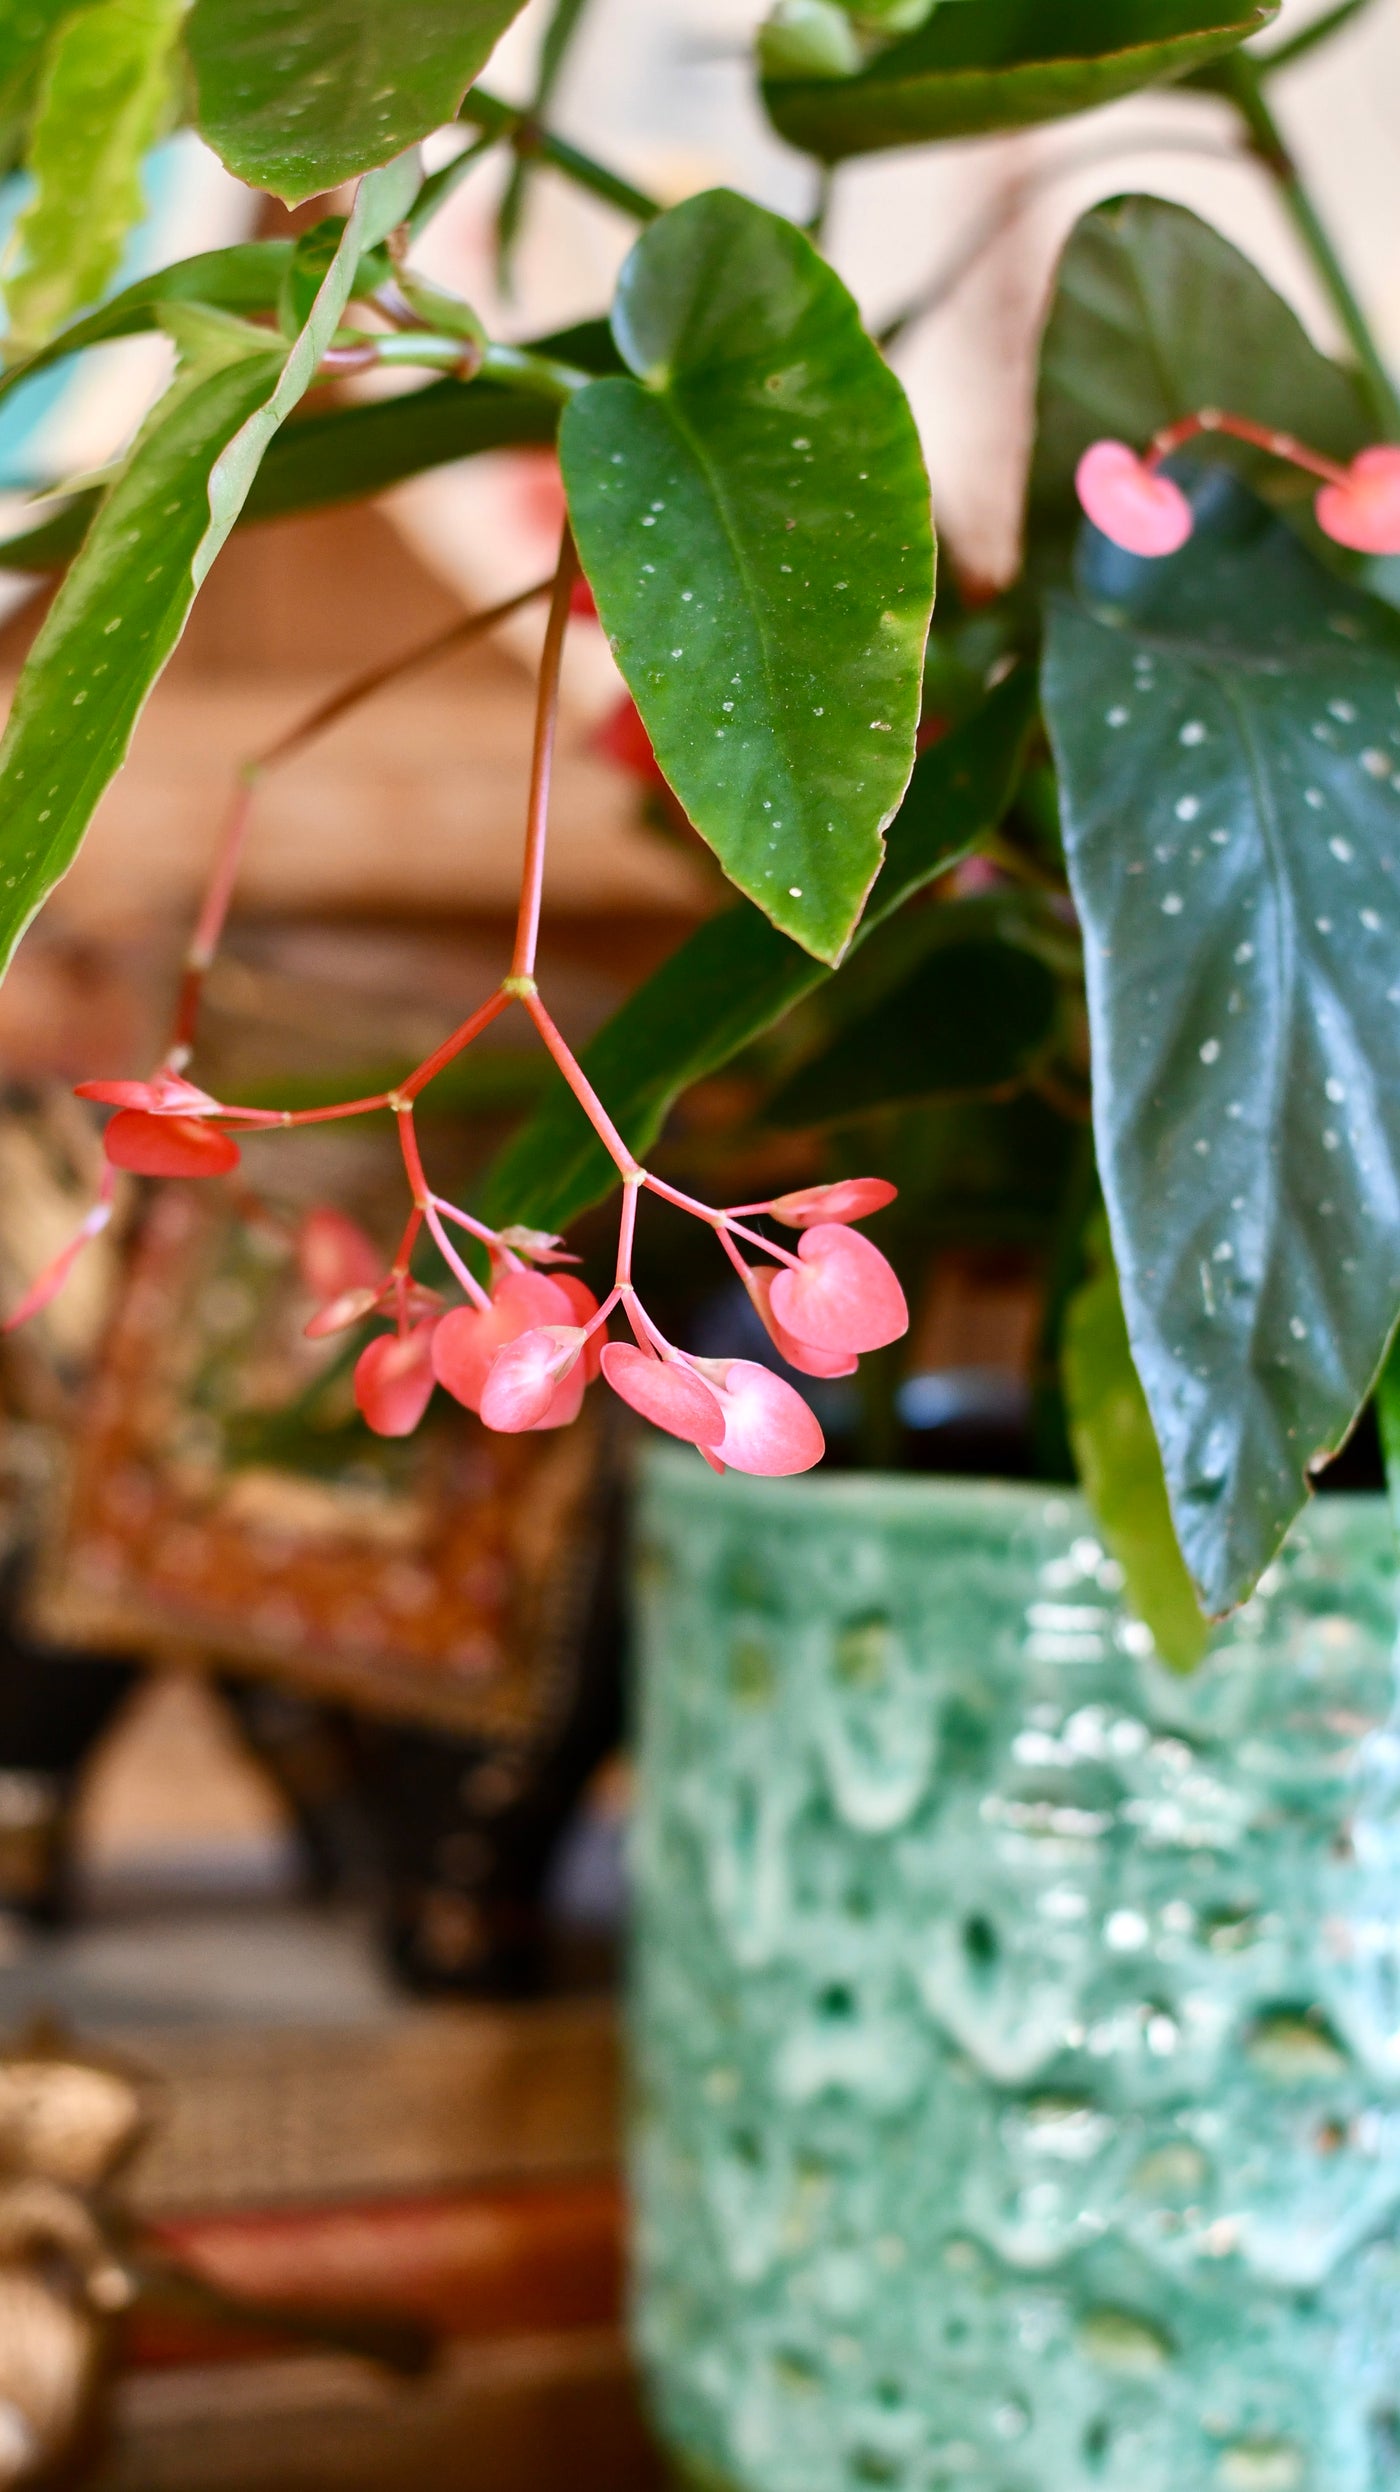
left=769, top=1222, right=907, bottom=1356
left=600, top=1342, right=726, bottom=1448
left=692, top=1356, right=825, bottom=1475
left=355, top=1320, right=439, bottom=1437
left=768, top=1178, right=896, bottom=1229
left=480, top=1326, right=589, bottom=1432
left=745, top=1264, right=857, bottom=1378
left=433, top=1270, right=597, bottom=1412
left=103, top=1108, right=240, bottom=1178
left=76, top=1072, right=223, bottom=1114
left=1075, top=441, right=1193, bottom=558
left=298, top=1207, right=382, bottom=1304
left=1315, top=446, right=1400, bottom=554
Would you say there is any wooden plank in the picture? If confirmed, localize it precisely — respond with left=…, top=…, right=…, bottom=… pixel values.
left=126, top=2003, right=621, bottom=2216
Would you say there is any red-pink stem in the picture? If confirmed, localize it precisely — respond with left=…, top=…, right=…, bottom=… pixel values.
left=1146, top=407, right=1350, bottom=485
left=643, top=1173, right=802, bottom=1270
left=615, top=1176, right=640, bottom=1287
left=432, top=1194, right=518, bottom=1263
left=511, top=531, right=579, bottom=983
left=397, top=1108, right=490, bottom=1308
left=400, top=987, right=512, bottom=1103
left=390, top=1205, right=424, bottom=1276
left=524, top=992, right=640, bottom=1176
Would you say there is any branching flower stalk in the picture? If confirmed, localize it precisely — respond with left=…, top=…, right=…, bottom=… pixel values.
left=9, top=531, right=910, bottom=1477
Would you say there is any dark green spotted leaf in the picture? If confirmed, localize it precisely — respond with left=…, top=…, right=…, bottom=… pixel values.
left=561, top=187, right=934, bottom=965
left=1043, top=472, right=1400, bottom=1615
left=480, top=669, right=1035, bottom=1233
left=4, top=0, right=183, bottom=353
left=765, top=906, right=1060, bottom=1126
left=763, top=0, right=1276, bottom=162
left=187, top=0, right=529, bottom=202
left=0, top=169, right=402, bottom=979
left=1029, top=196, right=1370, bottom=544
left=1064, top=1217, right=1210, bottom=1672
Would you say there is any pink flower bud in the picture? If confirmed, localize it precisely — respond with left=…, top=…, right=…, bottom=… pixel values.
left=768, top=1223, right=907, bottom=1356
left=305, top=1284, right=382, bottom=1340
left=600, top=1342, right=726, bottom=1449
left=432, top=1269, right=580, bottom=1413
left=480, top=1326, right=587, bottom=1432
left=494, top=1224, right=581, bottom=1266
left=1075, top=440, right=1193, bottom=558
left=354, top=1321, right=439, bottom=1437
left=298, top=1208, right=382, bottom=1304
left=690, top=1356, right=826, bottom=1477
left=77, top=1072, right=223, bottom=1114
left=1315, top=446, right=1400, bottom=554
left=104, top=1109, right=240, bottom=1178
left=768, top=1178, right=897, bottom=1229
left=745, top=1264, right=857, bottom=1378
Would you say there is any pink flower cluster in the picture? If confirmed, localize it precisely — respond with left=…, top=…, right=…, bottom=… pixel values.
left=1075, top=418, right=1400, bottom=560
left=67, top=1068, right=908, bottom=1477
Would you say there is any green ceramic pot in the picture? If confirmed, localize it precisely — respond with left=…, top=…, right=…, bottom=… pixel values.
left=629, top=1452, right=1400, bottom=2492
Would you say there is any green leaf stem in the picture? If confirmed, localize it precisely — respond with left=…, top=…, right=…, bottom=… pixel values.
left=562, top=189, right=934, bottom=963
left=1044, top=475, right=1400, bottom=1614
left=763, top=0, right=1277, bottom=162
left=186, top=0, right=529, bottom=202
left=480, top=669, right=1035, bottom=1233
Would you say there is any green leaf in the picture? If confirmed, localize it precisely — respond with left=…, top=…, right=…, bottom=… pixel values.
left=0, top=311, right=618, bottom=574
left=561, top=188, right=934, bottom=965
left=187, top=0, right=529, bottom=203
left=0, top=170, right=404, bottom=979
left=1043, top=471, right=1400, bottom=1616
left=0, top=0, right=100, bottom=162
left=1029, top=196, right=1371, bottom=544
left=763, top=0, right=1277, bottom=162
left=1064, top=1218, right=1210, bottom=1672
left=479, top=668, right=1035, bottom=1233
left=0, top=242, right=294, bottom=415
left=4, top=0, right=183, bottom=354
left=765, top=903, right=1061, bottom=1126
left=1374, top=1326, right=1400, bottom=1537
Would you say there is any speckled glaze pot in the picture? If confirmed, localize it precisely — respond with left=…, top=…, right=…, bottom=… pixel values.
left=629, top=1453, right=1400, bottom=2492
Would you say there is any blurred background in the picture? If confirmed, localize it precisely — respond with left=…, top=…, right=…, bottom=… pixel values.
left=0, top=1, right=1393, bottom=2483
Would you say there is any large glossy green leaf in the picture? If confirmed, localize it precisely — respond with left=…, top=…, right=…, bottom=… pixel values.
left=187, top=0, right=528, bottom=203
left=1029, top=195, right=1371, bottom=543
left=4, top=0, right=183, bottom=353
left=1064, top=1218, right=1209, bottom=1671
left=0, top=170, right=405, bottom=978
left=763, top=0, right=1276, bottom=162
left=561, top=188, right=934, bottom=965
left=480, top=669, right=1035, bottom=1233
left=1043, top=473, right=1400, bottom=1615
left=765, top=905, right=1061, bottom=1126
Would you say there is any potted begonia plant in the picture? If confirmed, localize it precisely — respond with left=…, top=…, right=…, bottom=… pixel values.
left=4, top=0, right=1400, bottom=2483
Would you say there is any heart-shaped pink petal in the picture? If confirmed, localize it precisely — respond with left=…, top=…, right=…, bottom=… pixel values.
left=694, top=1358, right=825, bottom=1476
left=433, top=1270, right=576, bottom=1411
left=77, top=1072, right=222, bottom=1113
left=480, top=1327, right=586, bottom=1433
left=600, top=1342, right=725, bottom=1448
left=104, top=1109, right=240, bottom=1178
left=1315, top=446, right=1400, bottom=553
left=1075, top=440, right=1193, bottom=558
left=355, top=1321, right=438, bottom=1437
left=769, top=1223, right=907, bottom=1355
left=769, top=1178, right=897, bottom=1228
left=746, top=1265, right=858, bottom=1378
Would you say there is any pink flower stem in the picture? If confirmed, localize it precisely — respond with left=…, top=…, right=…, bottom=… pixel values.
left=642, top=1174, right=802, bottom=1269
left=396, top=1107, right=490, bottom=1308
left=511, top=530, right=579, bottom=984
left=524, top=991, right=640, bottom=1177
left=431, top=1193, right=519, bottom=1265
left=625, top=1293, right=673, bottom=1357
left=1145, top=407, right=1350, bottom=485
left=398, top=986, right=513, bottom=1103
left=166, top=773, right=259, bottom=1067
left=390, top=1205, right=424, bottom=1276
left=715, top=1222, right=755, bottom=1288
left=583, top=1285, right=622, bottom=1340
left=615, top=1173, right=640, bottom=1287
